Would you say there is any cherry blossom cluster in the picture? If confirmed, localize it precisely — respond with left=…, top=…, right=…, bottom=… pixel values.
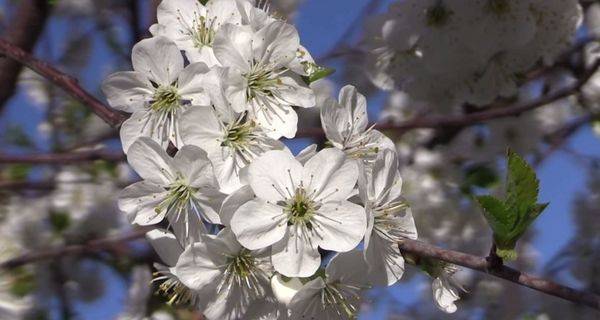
left=100, top=0, right=463, bottom=318
left=366, top=0, right=582, bottom=108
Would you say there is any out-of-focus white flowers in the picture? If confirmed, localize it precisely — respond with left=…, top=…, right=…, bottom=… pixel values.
left=366, top=0, right=582, bottom=107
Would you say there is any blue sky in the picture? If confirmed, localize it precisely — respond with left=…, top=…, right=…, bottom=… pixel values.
left=1, top=0, right=598, bottom=318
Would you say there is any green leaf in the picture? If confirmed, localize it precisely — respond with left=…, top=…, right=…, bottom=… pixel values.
left=199, top=0, right=209, bottom=4
left=505, top=150, right=539, bottom=218
left=475, top=151, right=548, bottom=261
left=475, top=195, right=513, bottom=237
left=302, top=64, right=335, bottom=84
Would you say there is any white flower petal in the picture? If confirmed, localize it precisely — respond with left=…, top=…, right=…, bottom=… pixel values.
left=118, top=181, right=169, bottom=225
left=364, top=233, right=405, bottom=286
left=253, top=21, right=299, bottom=69
left=132, top=36, right=184, bottom=85
left=177, top=62, right=211, bottom=106
left=213, top=24, right=253, bottom=71
left=326, top=250, right=369, bottom=285
left=278, top=74, right=316, bottom=109
left=271, top=230, right=321, bottom=277
left=220, top=185, right=255, bottom=226
left=230, top=199, right=287, bottom=250
left=101, top=71, right=152, bottom=113
left=302, top=148, right=358, bottom=202
left=146, top=229, right=183, bottom=266
left=126, top=137, right=176, bottom=185
left=270, top=274, right=303, bottom=306
left=174, top=238, right=227, bottom=291
left=313, top=201, right=366, bottom=252
left=247, top=150, right=302, bottom=202
left=433, top=277, right=460, bottom=314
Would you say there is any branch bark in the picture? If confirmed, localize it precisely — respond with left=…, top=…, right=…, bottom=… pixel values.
left=0, top=227, right=151, bottom=269
left=296, top=60, right=600, bottom=138
left=0, top=149, right=125, bottom=165
left=1, top=228, right=597, bottom=310
left=399, top=238, right=600, bottom=310
left=0, top=0, right=50, bottom=111
left=0, top=39, right=127, bottom=127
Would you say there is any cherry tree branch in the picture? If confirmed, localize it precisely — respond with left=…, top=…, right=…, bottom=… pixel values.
left=0, top=149, right=125, bottom=165
left=399, top=239, right=600, bottom=310
left=297, top=60, right=600, bottom=138
left=0, top=227, right=151, bottom=269
left=1, top=228, right=597, bottom=310
left=0, top=0, right=50, bottom=112
left=0, top=38, right=127, bottom=127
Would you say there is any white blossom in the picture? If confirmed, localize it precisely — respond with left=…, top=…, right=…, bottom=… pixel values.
left=213, top=20, right=316, bottom=138
left=359, top=149, right=417, bottom=286
left=288, top=250, right=369, bottom=320
left=119, top=137, right=225, bottom=242
left=321, top=85, right=394, bottom=161
left=153, top=0, right=245, bottom=66
left=174, top=228, right=272, bottom=320
left=102, top=36, right=211, bottom=152
left=179, top=69, right=285, bottom=193
left=230, top=149, right=366, bottom=277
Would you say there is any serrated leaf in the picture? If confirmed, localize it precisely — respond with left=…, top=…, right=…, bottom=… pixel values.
left=505, top=150, right=539, bottom=218
left=509, top=202, right=548, bottom=239
left=475, top=195, right=513, bottom=236
left=476, top=151, right=549, bottom=261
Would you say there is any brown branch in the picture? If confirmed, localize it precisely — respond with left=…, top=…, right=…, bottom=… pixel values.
left=0, top=180, right=55, bottom=190
left=0, top=227, right=150, bottom=270
left=1, top=227, right=597, bottom=310
left=298, top=56, right=600, bottom=139
left=0, top=0, right=50, bottom=111
left=0, top=39, right=127, bottom=127
left=0, top=149, right=125, bottom=165
left=399, top=238, right=600, bottom=310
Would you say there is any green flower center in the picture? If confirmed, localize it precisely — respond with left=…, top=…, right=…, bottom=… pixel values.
left=155, top=270, right=199, bottom=306
left=154, top=178, right=197, bottom=217
left=219, top=249, right=266, bottom=295
left=150, top=86, right=180, bottom=113
left=285, top=188, right=316, bottom=228
left=193, top=16, right=216, bottom=48
left=426, top=1, right=453, bottom=27
left=222, top=121, right=256, bottom=149
left=245, top=63, right=283, bottom=101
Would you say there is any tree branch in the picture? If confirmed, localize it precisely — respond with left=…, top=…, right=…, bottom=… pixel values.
left=1, top=228, right=597, bottom=310
left=0, top=227, right=150, bottom=270
left=297, top=59, right=600, bottom=138
left=0, top=0, right=50, bottom=111
left=399, top=238, right=600, bottom=310
left=0, top=149, right=125, bottom=165
left=0, top=39, right=127, bottom=127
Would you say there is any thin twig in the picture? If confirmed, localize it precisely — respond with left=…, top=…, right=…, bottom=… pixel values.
left=0, top=228, right=151, bottom=269
left=0, top=39, right=127, bottom=127
left=399, top=238, right=600, bottom=310
left=0, top=149, right=125, bottom=164
left=296, top=60, right=600, bottom=138
left=0, top=0, right=50, bottom=111
left=1, top=228, right=597, bottom=310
